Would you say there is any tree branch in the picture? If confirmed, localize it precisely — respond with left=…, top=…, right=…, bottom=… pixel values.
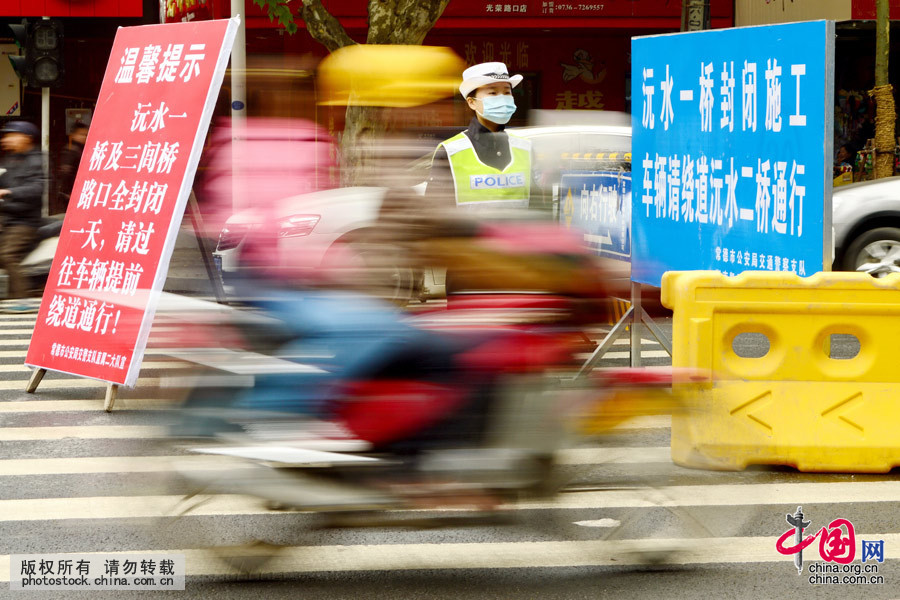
left=298, top=0, right=357, bottom=51
left=251, top=0, right=300, bottom=34
left=367, top=0, right=450, bottom=45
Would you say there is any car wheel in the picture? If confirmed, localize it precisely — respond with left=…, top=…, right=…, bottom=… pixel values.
left=842, top=227, right=900, bottom=277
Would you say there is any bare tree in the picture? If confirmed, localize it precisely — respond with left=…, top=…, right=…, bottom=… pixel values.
left=252, top=0, right=452, bottom=182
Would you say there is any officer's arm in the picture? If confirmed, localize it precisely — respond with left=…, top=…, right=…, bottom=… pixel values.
left=425, top=145, right=456, bottom=209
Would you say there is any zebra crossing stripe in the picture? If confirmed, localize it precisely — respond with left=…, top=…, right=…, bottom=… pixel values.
left=0, top=447, right=674, bottom=476
left=0, top=480, right=897, bottom=521
left=0, top=419, right=670, bottom=439
left=0, top=425, right=164, bottom=441
left=0, top=362, right=188, bottom=373
left=0, top=398, right=178, bottom=412
left=0, top=455, right=248, bottom=476
left=0, top=378, right=165, bottom=390
left=575, top=350, right=670, bottom=360
left=0, top=349, right=182, bottom=358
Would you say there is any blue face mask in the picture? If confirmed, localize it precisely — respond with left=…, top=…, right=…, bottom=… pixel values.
left=478, top=95, right=517, bottom=125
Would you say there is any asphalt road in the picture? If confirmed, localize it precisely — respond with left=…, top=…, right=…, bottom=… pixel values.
left=0, top=306, right=897, bottom=600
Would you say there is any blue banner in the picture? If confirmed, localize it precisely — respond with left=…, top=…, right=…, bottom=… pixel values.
left=631, top=21, right=834, bottom=287
left=560, top=171, right=631, bottom=262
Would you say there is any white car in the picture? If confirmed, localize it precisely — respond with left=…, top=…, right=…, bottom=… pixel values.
left=213, top=185, right=434, bottom=302
left=213, top=120, right=633, bottom=303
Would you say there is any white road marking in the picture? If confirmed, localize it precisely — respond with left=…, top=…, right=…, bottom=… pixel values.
left=573, top=518, right=621, bottom=528
left=558, top=447, right=671, bottom=465
left=615, top=415, right=671, bottom=430
left=0, top=425, right=164, bottom=441
left=0, top=362, right=188, bottom=373
left=0, top=349, right=173, bottom=358
left=612, top=338, right=660, bottom=346
left=575, top=350, right=671, bottom=360
left=0, top=480, right=898, bottom=521
left=0, top=454, right=248, bottom=476
left=530, top=480, right=900, bottom=510
left=0, top=377, right=164, bottom=390
left=0, top=415, right=670, bottom=440
left=0, top=447, right=674, bottom=476
left=0, top=398, right=177, bottom=413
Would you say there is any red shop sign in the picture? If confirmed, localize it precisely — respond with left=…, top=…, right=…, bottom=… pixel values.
left=25, top=18, right=238, bottom=387
left=0, top=0, right=143, bottom=18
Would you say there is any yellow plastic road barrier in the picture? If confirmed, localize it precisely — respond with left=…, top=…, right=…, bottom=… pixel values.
left=606, top=297, right=631, bottom=326
left=661, top=270, right=900, bottom=472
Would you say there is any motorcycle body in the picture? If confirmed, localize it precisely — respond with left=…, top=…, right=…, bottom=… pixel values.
left=158, top=216, right=695, bottom=571
left=170, top=290, right=585, bottom=513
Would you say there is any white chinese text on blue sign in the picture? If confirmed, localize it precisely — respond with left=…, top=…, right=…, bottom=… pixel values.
left=561, top=171, right=631, bottom=262
left=631, top=21, right=834, bottom=286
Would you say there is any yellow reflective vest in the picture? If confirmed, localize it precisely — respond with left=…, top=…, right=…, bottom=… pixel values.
left=436, top=131, right=532, bottom=210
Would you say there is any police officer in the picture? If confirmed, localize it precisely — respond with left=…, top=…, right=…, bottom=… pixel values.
left=427, top=62, right=531, bottom=210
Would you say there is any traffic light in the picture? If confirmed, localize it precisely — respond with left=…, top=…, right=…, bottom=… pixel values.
left=31, top=20, right=64, bottom=87
left=8, top=20, right=31, bottom=85
left=7, top=19, right=64, bottom=88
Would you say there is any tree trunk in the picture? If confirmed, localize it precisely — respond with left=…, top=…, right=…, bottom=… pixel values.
left=873, top=0, right=896, bottom=179
left=341, top=105, right=387, bottom=186
left=254, top=0, right=452, bottom=184
left=334, top=0, right=449, bottom=185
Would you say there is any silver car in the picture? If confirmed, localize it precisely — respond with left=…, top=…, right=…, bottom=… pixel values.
left=832, top=176, right=900, bottom=276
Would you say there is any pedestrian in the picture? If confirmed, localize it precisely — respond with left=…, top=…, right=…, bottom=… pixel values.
left=426, top=61, right=531, bottom=211
left=56, top=121, right=88, bottom=212
left=0, top=120, right=45, bottom=312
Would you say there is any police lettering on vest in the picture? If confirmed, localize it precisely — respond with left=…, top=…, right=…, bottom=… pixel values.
left=470, top=173, right=526, bottom=190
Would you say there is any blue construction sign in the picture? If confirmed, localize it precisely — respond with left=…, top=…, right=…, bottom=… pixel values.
left=631, top=20, right=834, bottom=287
left=560, top=171, right=631, bottom=262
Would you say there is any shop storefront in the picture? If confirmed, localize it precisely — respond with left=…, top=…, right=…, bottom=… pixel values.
left=165, top=0, right=734, bottom=123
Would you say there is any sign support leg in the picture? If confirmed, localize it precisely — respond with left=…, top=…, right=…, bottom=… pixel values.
left=187, top=190, right=228, bottom=305
left=27, top=368, right=122, bottom=413
left=26, top=368, right=46, bottom=393
left=641, top=306, right=673, bottom=355
left=630, top=281, right=642, bottom=368
left=576, top=281, right=673, bottom=378
left=104, top=384, right=118, bottom=412
left=576, top=306, right=634, bottom=378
